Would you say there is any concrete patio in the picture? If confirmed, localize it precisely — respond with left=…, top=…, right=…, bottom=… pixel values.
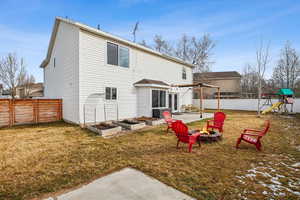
left=44, top=168, right=194, bottom=200
left=172, top=112, right=213, bottom=123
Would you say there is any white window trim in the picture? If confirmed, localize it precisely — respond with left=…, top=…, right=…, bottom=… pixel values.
left=150, top=88, right=167, bottom=109
left=106, top=41, right=130, bottom=68
left=105, top=87, right=118, bottom=101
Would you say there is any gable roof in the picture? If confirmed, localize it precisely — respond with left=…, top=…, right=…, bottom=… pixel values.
left=134, top=79, right=169, bottom=86
left=40, top=17, right=195, bottom=69
left=194, top=71, right=241, bottom=79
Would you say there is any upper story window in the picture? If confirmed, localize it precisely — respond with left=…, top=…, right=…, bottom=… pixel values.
left=107, top=43, right=118, bottom=66
left=105, top=87, right=117, bottom=100
left=119, top=46, right=129, bottom=67
left=182, top=67, right=187, bottom=80
left=107, top=42, right=129, bottom=68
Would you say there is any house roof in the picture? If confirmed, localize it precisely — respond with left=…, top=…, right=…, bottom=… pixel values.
left=194, top=71, right=241, bottom=79
left=40, top=17, right=195, bottom=69
left=134, top=79, right=169, bottom=86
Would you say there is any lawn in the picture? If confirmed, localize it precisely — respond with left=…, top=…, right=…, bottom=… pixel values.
left=0, top=111, right=299, bottom=200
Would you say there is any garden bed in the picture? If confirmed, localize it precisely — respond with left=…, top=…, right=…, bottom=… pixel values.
left=135, top=116, right=165, bottom=126
left=114, top=119, right=146, bottom=130
left=87, top=122, right=122, bottom=137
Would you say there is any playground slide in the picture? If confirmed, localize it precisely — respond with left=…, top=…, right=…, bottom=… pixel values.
left=262, top=102, right=283, bottom=114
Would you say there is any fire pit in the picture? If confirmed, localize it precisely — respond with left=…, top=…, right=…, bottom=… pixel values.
left=198, top=131, right=222, bottom=143
left=135, top=116, right=164, bottom=126
left=114, top=119, right=146, bottom=130
left=87, top=122, right=122, bottom=137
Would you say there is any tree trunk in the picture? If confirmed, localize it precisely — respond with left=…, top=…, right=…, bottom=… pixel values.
left=257, top=75, right=261, bottom=117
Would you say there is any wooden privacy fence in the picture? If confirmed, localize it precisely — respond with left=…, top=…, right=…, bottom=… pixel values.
left=0, top=99, right=62, bottom=127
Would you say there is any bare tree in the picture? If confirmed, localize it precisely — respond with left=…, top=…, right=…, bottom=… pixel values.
left=0, top=53, right=26, bottom=99
left=255, top=40, right=270, bottom=116
left=241, top=64, right=259, bottom=96
left=272, top=41, right=300, bottom=89
left=139, top=40, right=151, bottom=48
left=174, top=34, right=215, bottom=72
left=190, top=34, right=215, bottom=72
left=19, top=73, right=36, bottom=98
left=175, top=34, right=191, bottom=61
left=153, top=35, right=173, bottom=55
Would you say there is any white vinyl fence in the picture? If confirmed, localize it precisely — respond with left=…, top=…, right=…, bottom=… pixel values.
left=193, top=98, right=300, bottom=113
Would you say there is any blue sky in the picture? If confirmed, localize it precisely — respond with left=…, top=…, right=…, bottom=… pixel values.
left=1, top=0, right=300, bottom=82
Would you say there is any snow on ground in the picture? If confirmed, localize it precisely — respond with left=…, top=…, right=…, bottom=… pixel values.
left=235, top=157, right=300, bottom=198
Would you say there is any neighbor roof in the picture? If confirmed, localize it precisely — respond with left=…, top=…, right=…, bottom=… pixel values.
left=40, top=17, right=195, bottom=68
left=194, top=71, right=241, bottom=79
left=134, top=79, right=169, bottom=86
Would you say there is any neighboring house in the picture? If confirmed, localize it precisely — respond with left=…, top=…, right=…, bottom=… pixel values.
left=15, top=83, right=44, bottom=98
left=1, top=89, right=11, bottom=98
left=193, top=71, right=241, bottom=99
left=40, top=17, right=194, bottom=125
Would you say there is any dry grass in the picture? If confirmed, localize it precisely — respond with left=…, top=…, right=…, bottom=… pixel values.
left=0, top=111, right=299, bottom=200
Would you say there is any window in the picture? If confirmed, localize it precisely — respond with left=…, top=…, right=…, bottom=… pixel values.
left=119, top=46, right=129, bottom=68
left=53, top=58, right=56, bottom=68
left=112, top=88, right=117, bottom=100
left=105, top=87, right=117, bottom=100
left=152, top=90, right=166, bottom=108
left=182, top=67, right=186, bottom=79
left=160, top=90, right=166, bottom=107
left=107, top=43, right=118, bottom=66
left=107, top=42, right=129, bottom=67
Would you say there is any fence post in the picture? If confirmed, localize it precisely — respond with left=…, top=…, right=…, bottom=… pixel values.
left=8, top=100, right=12, bottom=127
left=58, top=99, right=62, bottom=121
left=11, top=99, right=15, bottom=126
left=36, top=99, right=39, bottom=123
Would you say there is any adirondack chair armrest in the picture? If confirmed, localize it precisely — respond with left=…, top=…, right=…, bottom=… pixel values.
left=241, top=133, right=260, bottom=137
left=166, top=119, right=176, bottom=123
left=243, top=129, right=261, bottom=133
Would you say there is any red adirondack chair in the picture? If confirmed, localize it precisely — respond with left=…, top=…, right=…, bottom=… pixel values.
left=171, top=120, right=201, bottom=153
left=206, top=112, right=226, bottom=133
left=162, top=111, right=176, bottom=133
left=236, top=120, right=270, bottom=151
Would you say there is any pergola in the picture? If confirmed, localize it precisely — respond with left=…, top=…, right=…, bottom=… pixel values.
left=172, top=82, right=221, bottom=118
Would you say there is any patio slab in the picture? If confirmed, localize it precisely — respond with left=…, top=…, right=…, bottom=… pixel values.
left=44, top=168, right=195, bottom=200
left=173, top=112, right=213, bottom=123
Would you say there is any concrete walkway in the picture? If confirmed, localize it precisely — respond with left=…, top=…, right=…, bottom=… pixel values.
left=173, top=112, right=213, bottom=123
left=45, top=168, right=195, bottom=200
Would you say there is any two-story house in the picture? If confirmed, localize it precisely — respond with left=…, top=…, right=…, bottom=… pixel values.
left=193, top=71, right=241, bottom=99
left=41, top=17, right=194, bottom=125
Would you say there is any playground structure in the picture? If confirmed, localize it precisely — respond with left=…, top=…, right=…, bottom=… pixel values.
left=261, top=88, right=295, bottom=114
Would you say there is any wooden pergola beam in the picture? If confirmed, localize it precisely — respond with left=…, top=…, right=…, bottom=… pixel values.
left=171, top=82, right=221, bottom=117
left=172, top=82, right=220, bottom=89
